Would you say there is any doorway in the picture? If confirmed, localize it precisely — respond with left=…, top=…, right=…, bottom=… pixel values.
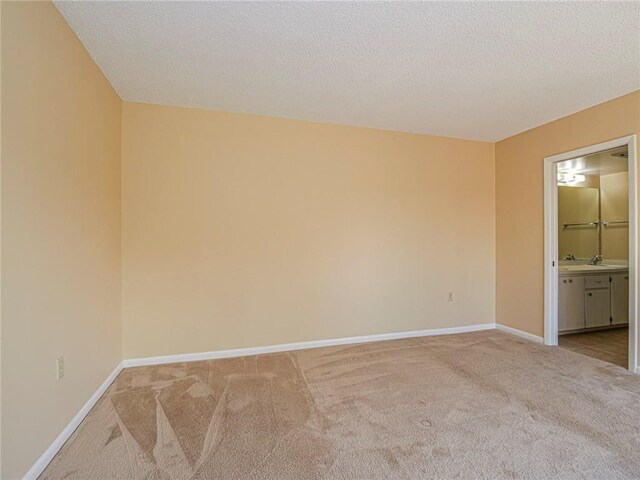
left=544, top=135, right=638, bottom=373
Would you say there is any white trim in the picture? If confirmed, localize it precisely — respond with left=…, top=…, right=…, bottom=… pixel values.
left=627, top=137, right=638, bottom=373
left=496, top=324, right=544, bottom=344
left=543, top=134, right=638, bottom=374
left=543, top=156, right=559, bottom=346
left=22, top=362, right=124, bottom=480
left=122, top=323, right=496, bottom=367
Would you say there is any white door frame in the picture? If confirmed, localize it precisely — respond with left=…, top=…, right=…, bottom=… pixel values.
left=544, top=134, right=638, bottom=373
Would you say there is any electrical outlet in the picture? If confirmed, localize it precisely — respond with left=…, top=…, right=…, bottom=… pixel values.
left=56, top=356, right=65, bottom=380
left=448, top=292, right=454, bottom=302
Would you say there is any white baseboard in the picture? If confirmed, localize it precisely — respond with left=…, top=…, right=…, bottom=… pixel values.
left=22, top=362, right=124, bottom=480
left=122, top=322, right=496, bottom=368
left=495, top=323, right=544, bottom=344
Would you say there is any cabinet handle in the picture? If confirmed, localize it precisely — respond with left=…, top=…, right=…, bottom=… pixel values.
left=569, top=279, right=573, bottom=283
left=588, top=292, right=593, bottom=296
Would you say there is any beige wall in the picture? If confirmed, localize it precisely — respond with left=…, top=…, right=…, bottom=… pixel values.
left=122, top=102, right=496, bottom=358
left=1, top=3, right=122, bottom=478
left=496, top=92, right=640, bottom=342
left=601, top=171, right=629, bottom=260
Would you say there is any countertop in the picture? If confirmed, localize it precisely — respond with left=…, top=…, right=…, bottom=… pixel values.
left=558, top=263, right=628, bottom=275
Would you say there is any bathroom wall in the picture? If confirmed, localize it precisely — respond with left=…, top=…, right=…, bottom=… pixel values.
left=121, top=102, right=496, bottom=359
left=1, top=3, right=122, bottom=478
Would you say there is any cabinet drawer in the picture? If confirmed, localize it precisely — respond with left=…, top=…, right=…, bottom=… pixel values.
left=585, top=275, right=609, bottom=289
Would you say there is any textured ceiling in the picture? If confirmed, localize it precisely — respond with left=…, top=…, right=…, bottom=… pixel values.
left=54, top=1, right=640, bottom=141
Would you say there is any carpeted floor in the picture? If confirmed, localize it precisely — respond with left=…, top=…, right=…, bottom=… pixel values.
left=40, top=330, right=640, bottom=479
left=559, top=327, right=628, bottom=368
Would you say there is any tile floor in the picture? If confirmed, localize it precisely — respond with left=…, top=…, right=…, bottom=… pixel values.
left=559, top=327, right=628, bottom=367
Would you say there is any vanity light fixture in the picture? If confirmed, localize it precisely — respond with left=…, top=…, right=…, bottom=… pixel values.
left=557, top=173, right=586, bottom=184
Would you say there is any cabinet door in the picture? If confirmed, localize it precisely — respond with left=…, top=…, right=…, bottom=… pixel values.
left=559, top=276, right=585, bottom=331
left=611, top=274, right=629, bottom=325
left=585, top=289, right=611, bottom=328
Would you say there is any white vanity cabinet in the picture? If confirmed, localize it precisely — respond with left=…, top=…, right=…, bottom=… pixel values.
left=558, top=268, right=629, bottom=333
left=611, top=273, right=629, bottom=326
left=558, top=276, right=585, bottom=331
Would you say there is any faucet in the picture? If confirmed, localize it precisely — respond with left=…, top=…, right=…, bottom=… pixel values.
left=588, top=254, right=603, bottom=265
left=564, top=254, right=576, bottom=260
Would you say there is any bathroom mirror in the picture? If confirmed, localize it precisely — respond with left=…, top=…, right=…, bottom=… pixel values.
left=558, top=186, right=600, bottom=259
left=557, top=146, right=629, bottom=261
